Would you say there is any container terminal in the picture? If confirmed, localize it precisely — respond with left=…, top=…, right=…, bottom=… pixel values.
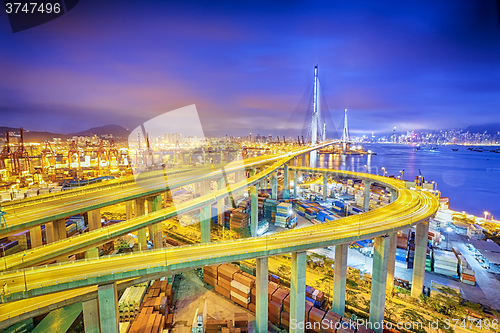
left=0, top=66, right=499, bottom=333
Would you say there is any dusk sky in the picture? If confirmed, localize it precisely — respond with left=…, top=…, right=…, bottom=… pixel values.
left=1, top=0, right=500, bottom=137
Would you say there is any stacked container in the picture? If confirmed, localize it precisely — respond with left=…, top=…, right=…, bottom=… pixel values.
left=203, top=264, right=220, bottom=286
left=276, top=203, right=293, bottom=228
left=271, top=287, right=289, bottom=327
left=458, top=255, right=476, bottom=285
left=234, top=313, right=249, bottom=332
left=320, top=311, right=342, bottom=333
left=452, top=248, right=475, bottom=285
left=230, top=273, right=254, bottom=308
left=263, top=198, right=278, bottom=223
left=432, top=249, right=458, bottom=277
left=118, top=285, right=147, bottom=321
left=218, top=264, right=240, bottom=298
left=308, top=307, right=326, bottom=332
left=229, top=211, right=249, bottom=230
left=0, top=240, right=19, bottom=257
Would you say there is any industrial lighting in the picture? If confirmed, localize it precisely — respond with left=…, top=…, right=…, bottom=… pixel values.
left=484, top=211, right=489, bottom=220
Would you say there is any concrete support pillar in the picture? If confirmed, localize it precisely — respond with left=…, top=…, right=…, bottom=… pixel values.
left=147, top=195, right=163, bottom=249
left=332, top=244, right=348, bottom=316
left=290, top=251, right=307, bottom=333
left=217, top=178, right=225, bottom=228
left=86, top=247, right=99, bottom=259
left=386, top=233, right=397, bottom=293
left=135, top=198, right=147, bottom=251
left=259, top=167, right=266, bottom=189
left=54, top=219, right=68, bottom=262
left=88, top=209, right=101, bottom=231
left=164, top=189, right=172, bottom=207
left=369, top=236, right=390, bottom=332
left=83, top=298, right=100, bottom=333
left=29, top=226, right=43, bottom=248
left=98, top=283, right=119, bottom=333
left=363, top=180, right=372, bottom=212
left=201, top=180, right=210, bottom=195
left=310, top=150, right=317, bottom=169
left=411, top=220, right=429, bottom=298
left=150, top=223, right=163, bottom=249
left=323, top=173, right=328, bottom=201
left=250, top=185, right=258, bottom=237
left=389, top=188, right=397, bottom=203
left=195, top=182, right=201, bottom=196
left=125, top=201, right=133, bottom=220
left=294, top=169, right=298, bottom=198
left=283, top=164, right=289, bottom=199
left=271, top=172, right=278, bottom=200
left=45, top=222, right=56, bottom=244
left=304, top=153, right=309, bottom=167
left=55, top=219, right=67, bottom=240
left=255, top=257, right=268, bottom=333
left=200, top=205, right=211, bottom=244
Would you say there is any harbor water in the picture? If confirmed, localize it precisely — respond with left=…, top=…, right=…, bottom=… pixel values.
left=318, top=144, right=500, bottom=218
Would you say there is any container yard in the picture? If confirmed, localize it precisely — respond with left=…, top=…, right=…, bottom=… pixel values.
left=201, top=262, right=378, bottom=333
left=115, top=277, right=174, bottom=333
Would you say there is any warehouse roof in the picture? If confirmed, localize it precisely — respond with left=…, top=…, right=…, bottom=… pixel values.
left=479, top=251, right=500, bottom=265
left=470, top=239, right=500, bottom=253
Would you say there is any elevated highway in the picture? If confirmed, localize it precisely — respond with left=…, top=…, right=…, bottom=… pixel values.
left=0, top=145, right=333, bottom=270
left=0, top=153, right=291, bottom=238
left=0, top=143, right=439, bottom=332
left=0, top=168, right=438, bottom=302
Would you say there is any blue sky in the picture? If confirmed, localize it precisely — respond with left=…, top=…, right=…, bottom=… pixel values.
left=0, top=0, right=499, bottom=136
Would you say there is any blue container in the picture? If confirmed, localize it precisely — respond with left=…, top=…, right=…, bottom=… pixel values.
left=396, top=254, right=407, bottom=262
left=325, top=215, right=335, bottom=221
left=333, top=201, right=344, bottom=208
left=305, top=296, right=315, bottom=304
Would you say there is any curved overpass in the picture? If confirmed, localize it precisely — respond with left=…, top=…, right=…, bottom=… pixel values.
left=0, top=154, right=283, bottom=238
left=0, top=166, right=439, bottom=305
left=0, top=145, right=331, bottom=271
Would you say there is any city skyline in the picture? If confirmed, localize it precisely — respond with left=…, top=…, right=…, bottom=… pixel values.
left=1, top=1, right=500, bottom=136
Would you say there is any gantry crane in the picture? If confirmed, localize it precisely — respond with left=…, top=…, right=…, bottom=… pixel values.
left=108, top=140, right=120, bottom=167
left=40, top=141, right=56, bottom=173
left=97, top=139, right=109, bottom=170
left=68, top=140, right=81, bottom=169
left=11, top=128, right=30, bottom=175
left=0, top=131, right=11, bottom=171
